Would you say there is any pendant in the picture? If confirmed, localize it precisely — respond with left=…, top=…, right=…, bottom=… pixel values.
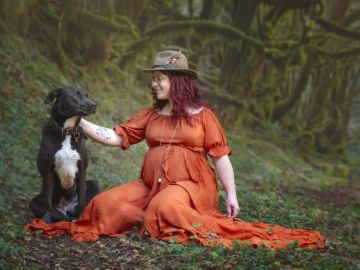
left=157, top=178, right=162, bottom=184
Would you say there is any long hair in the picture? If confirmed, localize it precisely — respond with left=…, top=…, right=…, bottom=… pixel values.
left=152, top=71, right=211, bottom=124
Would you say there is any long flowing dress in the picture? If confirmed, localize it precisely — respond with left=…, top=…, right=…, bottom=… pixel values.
left=25, top=107, right=326, bottom=250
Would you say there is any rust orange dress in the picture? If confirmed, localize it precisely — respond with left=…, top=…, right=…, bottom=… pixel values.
left=25, top=107, right=326, bottom=250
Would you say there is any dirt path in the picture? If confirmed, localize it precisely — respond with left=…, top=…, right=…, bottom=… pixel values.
left=307, top=175, right=360, bottom=207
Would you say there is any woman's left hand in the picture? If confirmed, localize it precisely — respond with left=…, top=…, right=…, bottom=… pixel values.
left=226, top=194, right=240, bottom=218
left=212, top=155, right=240, bottom=218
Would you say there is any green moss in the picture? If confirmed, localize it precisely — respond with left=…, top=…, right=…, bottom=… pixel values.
left=312, top=16, right=360, bottom=40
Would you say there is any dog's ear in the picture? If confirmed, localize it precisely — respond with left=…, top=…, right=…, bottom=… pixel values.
left=44, top=88, right=63, bottom=105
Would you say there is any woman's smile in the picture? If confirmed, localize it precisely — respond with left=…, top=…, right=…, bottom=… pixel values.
left=155, top=88, right=163, bottom=97
left=152, top=71, right=171, bottom=100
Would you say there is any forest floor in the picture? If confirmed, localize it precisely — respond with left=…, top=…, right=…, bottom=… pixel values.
left=14, top=175, right=360, bottom=270
left=304, top=175, right=360, bottom=208
left=17, top=197, right=162, bottom=269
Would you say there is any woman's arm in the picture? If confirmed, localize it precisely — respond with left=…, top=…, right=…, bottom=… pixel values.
left=79, top=118, right=122, bottom=147
left=212, top=155, right=240, bottom=218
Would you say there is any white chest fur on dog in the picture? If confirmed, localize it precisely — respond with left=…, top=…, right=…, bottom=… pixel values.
left=54, top=117, right=81, bottom=190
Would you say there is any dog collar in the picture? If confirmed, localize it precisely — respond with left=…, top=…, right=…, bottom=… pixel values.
left=51, top=117, right=82, bottom=143
left=61, top=126, right=81, bottom=142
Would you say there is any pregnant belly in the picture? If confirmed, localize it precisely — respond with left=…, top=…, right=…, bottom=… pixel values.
left=141, top=145, right=212, bottom=188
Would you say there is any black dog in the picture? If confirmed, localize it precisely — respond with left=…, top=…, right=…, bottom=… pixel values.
left=29, top=86, right=101, bottom=223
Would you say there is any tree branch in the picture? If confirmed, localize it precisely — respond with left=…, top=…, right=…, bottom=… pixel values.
left=79, top=10, right=139, bottom=38
left=119, top=20, right=299, bottom=67
left=313, top=46, right=360, bottom=59
left=260, top=0, right=317, bottom=9
left=342, top=8, right=360, bottom=27
left=312, top=16, right=360, bottom=40
left=201, top=86, right=243, bottom=107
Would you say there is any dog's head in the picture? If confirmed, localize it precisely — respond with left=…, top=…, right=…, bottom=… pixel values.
left=45, top=87, right=97, bottom=117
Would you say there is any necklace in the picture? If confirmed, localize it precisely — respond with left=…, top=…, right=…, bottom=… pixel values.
left=142, top=116, right=179, bottom=210
left=157, top=117, right=180, bottom=184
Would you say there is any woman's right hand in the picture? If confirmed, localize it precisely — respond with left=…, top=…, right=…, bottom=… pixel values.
left=80, top=119, right=123, bottom=147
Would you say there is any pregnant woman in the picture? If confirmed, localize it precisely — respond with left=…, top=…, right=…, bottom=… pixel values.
left=26, top=50, right=325, bottom=250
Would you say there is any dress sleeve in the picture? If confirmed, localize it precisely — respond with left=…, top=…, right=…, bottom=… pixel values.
left=112, top=108, right=153, bottom=150
left=203, top=108, right=232, bottom=158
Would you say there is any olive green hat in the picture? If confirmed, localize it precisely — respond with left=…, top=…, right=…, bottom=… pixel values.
left=141, top=50, right=198, bottom=79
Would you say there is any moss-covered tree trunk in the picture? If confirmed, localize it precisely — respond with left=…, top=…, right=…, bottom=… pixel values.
left=218, top=0, right=259, bottom=93
left=0, top=0, right=10, bottom=20
left=303, top=0, right=352, bottom=152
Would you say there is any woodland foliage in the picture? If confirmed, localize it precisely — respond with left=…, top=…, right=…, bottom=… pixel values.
left=1, top=2, right=360, bottom=269
left=0, top=0, right=359, bottom=153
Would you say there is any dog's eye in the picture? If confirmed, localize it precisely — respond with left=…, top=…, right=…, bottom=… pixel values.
left=73, top=92, right=81, bottom=99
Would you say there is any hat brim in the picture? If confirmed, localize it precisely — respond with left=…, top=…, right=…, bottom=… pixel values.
left=141, top=67, right=198, bottom=79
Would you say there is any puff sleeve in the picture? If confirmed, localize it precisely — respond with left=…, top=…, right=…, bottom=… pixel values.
left=203, top=108, right=232, bottom=157
left=112, top=108, right=153, bottom=150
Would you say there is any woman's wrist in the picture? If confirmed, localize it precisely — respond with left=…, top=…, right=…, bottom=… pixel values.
left=79, top=118, right=90, bottom=131
left=226, top=189, right=237, bottom=198
left=79, top=119, right=122, bottom=147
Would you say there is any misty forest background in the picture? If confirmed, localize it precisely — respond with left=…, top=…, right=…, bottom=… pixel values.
left=0, top=0, right=359, bottom=269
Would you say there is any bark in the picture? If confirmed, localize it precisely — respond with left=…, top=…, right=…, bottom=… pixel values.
left=328, top=68, right=351, bottom=145
left=219, top=0, right=259, bottom=92
left=271, top=50, right=318, bottom=121
left=314, top=46, right=360, bottom=59
left=200, top=0, right=215, bottom=19
left=118, top=20, right=266, bottom=68
left=188, top=0, right=194, bottom=19
left=0, top=0, right=10, bottom=20
left=79, top=10, right=139, bottom=38
left=260, top=0, right=317, bottom=9
left=304, top=0, right=352, bottom=152
left=342, top=8, right=360, bottom=26
left=328, top=0, right=351, bottom=21
left=201, top=86, right=243, bottom=107
left=312, top=16, right=360, bottom=40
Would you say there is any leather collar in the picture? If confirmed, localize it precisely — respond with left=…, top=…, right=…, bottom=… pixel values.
left=50, top=116, right=82, bottom=143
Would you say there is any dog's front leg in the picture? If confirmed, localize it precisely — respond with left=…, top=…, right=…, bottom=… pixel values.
left=44, top=169, right=56, bottom=212
left=77, top=161, right=86, bottom=214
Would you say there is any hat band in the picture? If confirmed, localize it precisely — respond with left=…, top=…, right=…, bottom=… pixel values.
left=152, top=63, right=180, bottom=69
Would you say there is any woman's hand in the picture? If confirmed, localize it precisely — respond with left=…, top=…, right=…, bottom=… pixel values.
left=212, top=155, right=240, bottom=218
left=226, top=193, right=240, bottom=218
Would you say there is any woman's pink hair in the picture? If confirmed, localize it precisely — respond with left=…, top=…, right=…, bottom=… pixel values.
left=152, top=71, right=211, bottom=125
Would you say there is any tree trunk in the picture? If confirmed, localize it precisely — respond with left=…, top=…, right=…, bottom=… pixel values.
left=303, top=0, right=352, bottom=152
left=200, top=0, right=215, bottom=19
left=218, top=0, right=259, bottom=92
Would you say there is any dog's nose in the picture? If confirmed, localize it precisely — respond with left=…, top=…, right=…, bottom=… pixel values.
left=89, top=101, right=97, bottom=113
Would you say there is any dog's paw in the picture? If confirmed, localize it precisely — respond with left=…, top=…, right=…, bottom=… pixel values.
left=50, top=209, right=73, bottom=222
left=42, top=212, right=55, bottom=224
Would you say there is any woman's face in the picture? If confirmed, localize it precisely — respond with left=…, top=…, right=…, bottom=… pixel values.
left=152, top=71, right=171, bottom=100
